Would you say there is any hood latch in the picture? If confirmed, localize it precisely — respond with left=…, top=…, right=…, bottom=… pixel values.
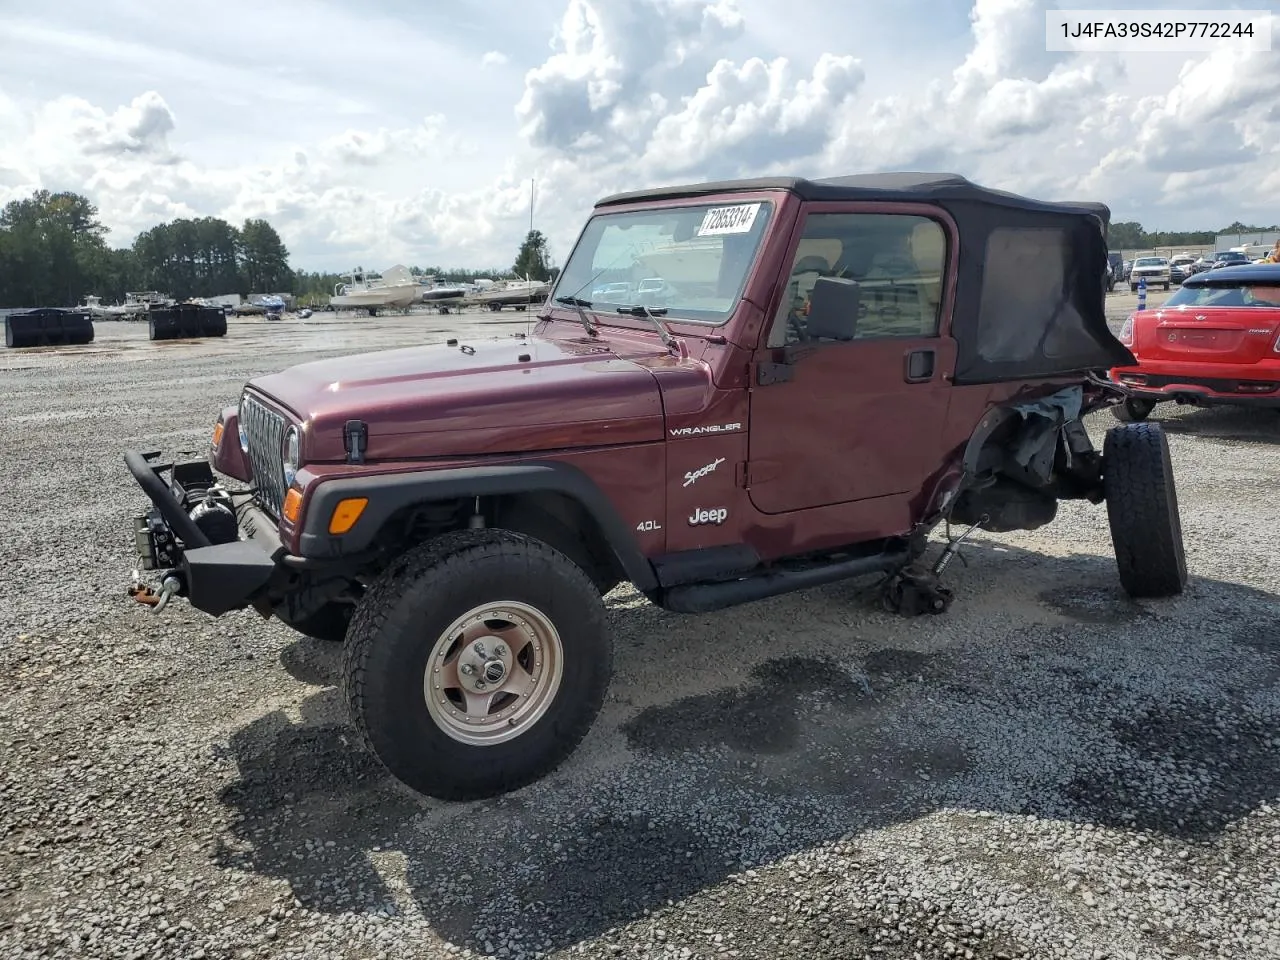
left=344, top=419, right=368, bottom=464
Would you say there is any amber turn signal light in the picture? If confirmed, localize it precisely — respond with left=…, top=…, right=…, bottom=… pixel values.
left=328, top=497, right=368, bottom=535
left=212, top=421, right=224, bottom=448
left=282, top=487, right=303, bottom=524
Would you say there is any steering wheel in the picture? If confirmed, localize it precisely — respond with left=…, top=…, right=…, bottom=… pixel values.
left=787, top=308, right=809, bottom=343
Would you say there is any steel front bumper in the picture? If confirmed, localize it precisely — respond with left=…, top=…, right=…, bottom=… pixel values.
left=124, top=449, right=283, bottom=617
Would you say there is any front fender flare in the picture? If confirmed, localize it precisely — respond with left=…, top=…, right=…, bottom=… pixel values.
left=298, top=460, right=658, bottom=593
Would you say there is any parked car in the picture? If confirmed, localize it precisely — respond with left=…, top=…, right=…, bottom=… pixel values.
left=1168, top=254, right=1196, bottom=284
left=1129, top=256, right=1171, bottom=291
left=1210, top=250, right=1250, bottom=270
left=1108, top=263, right=1280, bottom=420
left=1107, top=252, right=1124, bottom=291
left=123, top=172, right=1186, bottom=801
left=1122, top=259, right=1133, bottom=281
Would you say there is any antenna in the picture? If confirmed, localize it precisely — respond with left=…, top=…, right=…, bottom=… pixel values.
left=527, top=178, right=536, bottom=337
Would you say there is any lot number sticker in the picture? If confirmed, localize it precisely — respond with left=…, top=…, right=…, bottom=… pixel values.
left=697, top=203, right=761, bottom=236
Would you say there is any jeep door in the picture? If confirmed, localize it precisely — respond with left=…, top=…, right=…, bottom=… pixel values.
left=746, top=205, right=957, bottom=514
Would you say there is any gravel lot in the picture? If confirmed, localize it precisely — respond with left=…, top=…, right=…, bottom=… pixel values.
left=2, top=301, right=1279, bottom=960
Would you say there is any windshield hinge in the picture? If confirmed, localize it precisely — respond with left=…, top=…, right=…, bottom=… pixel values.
left=343, top=419, right=368, bottom=464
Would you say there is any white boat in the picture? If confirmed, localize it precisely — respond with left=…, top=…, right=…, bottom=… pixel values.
left=418, top=276, right=467, bottom=303
left=117, top=291, right=172, bottom=319
left=79, top=295, right=113, bottom=319
left=470, top=278, right=552, bottom=311
left=330, top=265, right=420, bottom=315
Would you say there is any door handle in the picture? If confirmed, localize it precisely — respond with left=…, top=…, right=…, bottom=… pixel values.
left=904, top=348, right=935, bottom=383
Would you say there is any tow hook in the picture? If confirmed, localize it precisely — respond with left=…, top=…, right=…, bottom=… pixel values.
left=129, top=571, right=183, bottom=613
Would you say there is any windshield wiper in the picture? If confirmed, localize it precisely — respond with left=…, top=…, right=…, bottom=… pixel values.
left=616, top=304, right=680, bottom=353
left=554, top=296, right=598, bottom=337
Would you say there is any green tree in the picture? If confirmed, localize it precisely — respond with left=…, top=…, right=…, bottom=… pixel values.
left=512, top=229, right=553, bottom=281
left=0, top=190, right=110, bottom=306
left=1106, top=221, right=1146, bottom=249
left=238, top=218, right=292, bottom=294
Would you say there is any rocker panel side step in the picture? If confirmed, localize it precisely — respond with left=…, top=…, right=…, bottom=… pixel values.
left=658, top=542, right=911, bottom=614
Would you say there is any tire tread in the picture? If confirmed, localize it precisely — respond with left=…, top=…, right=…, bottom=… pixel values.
left=342, top=528, right=610, bottom=800
left=1103, top=422, right=1187, bottom=598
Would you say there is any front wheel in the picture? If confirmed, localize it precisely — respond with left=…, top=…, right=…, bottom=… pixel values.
left=343, top=529, right=611, bottom=800
left=1103, top=422, right=1187, bottom=598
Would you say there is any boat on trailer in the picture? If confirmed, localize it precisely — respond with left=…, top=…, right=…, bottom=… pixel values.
left=330, top=265, right=420, bottom=316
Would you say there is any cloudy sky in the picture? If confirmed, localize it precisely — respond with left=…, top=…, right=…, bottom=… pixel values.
left=0, top=0, right=1276, bottom=273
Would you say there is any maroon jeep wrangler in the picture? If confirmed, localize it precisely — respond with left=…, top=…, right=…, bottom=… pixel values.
left=124, top=173, right=1186, bottom=801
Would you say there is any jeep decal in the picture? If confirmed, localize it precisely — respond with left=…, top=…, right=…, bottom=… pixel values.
left=683, top=457, right=726, bottom=487
left=670, top=423, right=742, bottom=437
left=688, top=507, right=728, bottom=526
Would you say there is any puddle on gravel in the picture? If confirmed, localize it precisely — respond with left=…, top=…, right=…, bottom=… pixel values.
left=1038, top=585, right=1152, bottom=624
left=1061, top=696, right=1280, bottom=838
left=621, top=655, right=881, bottom=755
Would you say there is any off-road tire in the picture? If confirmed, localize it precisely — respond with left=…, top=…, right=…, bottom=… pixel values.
left=1111, top=397, right=1155, bottom=422
left=342, top=528, right=611, bottom=800
left=275, top=602, right=354, bottom=643
left=1103, top=422, right=1187, bottom=599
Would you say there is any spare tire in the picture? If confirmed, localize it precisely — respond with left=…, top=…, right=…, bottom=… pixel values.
left=1103, top=422, right=1187, bottom=598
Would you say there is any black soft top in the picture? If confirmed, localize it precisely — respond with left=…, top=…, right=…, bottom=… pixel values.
left=595, top=172, right=1110, bottom=222
left=595, top=172, right=1131, bottom=384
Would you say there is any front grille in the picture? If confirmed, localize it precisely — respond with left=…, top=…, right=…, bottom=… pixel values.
left=240, top=392, right=288, bottom=519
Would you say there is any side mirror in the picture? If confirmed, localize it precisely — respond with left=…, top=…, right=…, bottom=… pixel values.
left=805, top=277, right=861, bottom=341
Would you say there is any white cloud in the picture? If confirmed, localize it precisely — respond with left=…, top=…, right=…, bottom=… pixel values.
left=0, top=0, right=1276, bottom=273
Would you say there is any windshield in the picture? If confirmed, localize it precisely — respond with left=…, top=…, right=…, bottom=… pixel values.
left=550, top=200, right=775, bottom=324
left=1164, top=282, right=1280, bottom=308
left=1134, top=258, right=1165, bottom=267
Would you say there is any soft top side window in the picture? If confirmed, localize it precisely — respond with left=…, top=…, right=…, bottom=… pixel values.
left=766, top=212, right=947, bottom=347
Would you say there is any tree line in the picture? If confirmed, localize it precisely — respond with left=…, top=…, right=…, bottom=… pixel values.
left=0, top=191, right=565, bottom=310
left=0, top=190, right=295, bottom=308
left=1107, top=220, right=1279, bottom=250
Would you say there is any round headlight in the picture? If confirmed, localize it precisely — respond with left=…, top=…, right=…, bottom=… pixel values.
left=237, top=398, right=250, bottom=453
left=283, top=426, right=300, bottom=488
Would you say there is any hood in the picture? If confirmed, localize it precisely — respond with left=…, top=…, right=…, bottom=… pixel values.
left=248, top=333, right=668, bottom=460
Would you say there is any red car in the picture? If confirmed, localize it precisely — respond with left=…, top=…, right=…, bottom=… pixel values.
left=1108, top=263, right=1280, bottom=421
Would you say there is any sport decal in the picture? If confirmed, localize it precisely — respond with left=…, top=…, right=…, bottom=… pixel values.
left=696, top=204, right=761, bottom=237
left=683, top=457, right=725, bottom=487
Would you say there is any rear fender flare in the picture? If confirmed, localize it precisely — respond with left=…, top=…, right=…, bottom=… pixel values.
left=298, top=461, right=658, bottom=593
left=960, top=406, right=1021, bottom=479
